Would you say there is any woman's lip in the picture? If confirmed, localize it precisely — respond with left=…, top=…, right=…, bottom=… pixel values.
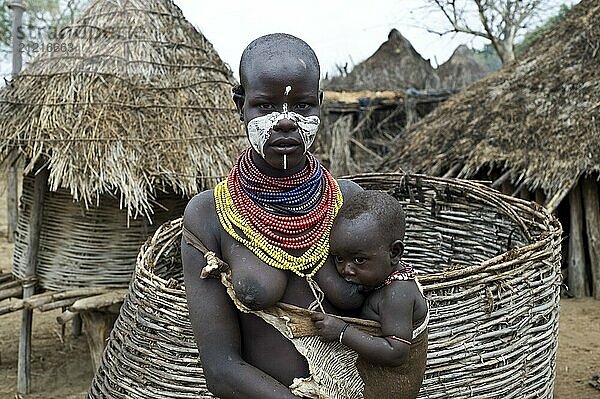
left=270, top=137, right=301, bottom=146
left=271, top=145, right=300, bottom=154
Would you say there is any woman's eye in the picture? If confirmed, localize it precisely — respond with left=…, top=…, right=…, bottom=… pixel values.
left=258, top=104, right=275, bottom=110
left=354, top=257, right=366, bottom=265
left=295, top=103, right=310, bottom=111
left=334, top=255, right=343, bottom=263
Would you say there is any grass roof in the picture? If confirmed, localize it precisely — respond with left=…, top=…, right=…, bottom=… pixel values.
left=0, top=0, right=245, bottom=218
left=378, top=0, right=600, bottom=199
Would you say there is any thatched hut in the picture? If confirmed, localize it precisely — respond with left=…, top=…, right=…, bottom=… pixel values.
left=324, top=29, right=441, bottom=92
left=436, top=45, right=489, bottom=90
left=378, top=0, right=600, bottom=298
left=0, top=0, right=243, bottom=290
left=0, top=0, right=243, bottom=392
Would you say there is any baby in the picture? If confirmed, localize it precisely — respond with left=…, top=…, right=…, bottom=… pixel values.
left=312, top=190, right=428, bottom=397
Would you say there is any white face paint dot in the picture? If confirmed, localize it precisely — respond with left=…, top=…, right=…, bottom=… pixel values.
left=285, top=86, right=292, bottom=96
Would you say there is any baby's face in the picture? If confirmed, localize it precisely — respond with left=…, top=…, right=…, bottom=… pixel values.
left=330, top=216, right=393, bottom=291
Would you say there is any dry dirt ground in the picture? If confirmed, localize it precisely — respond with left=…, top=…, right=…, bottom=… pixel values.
left=0, top=183, right=599, bottom=398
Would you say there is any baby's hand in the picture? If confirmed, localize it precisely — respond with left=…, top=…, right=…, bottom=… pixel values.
left=311, top=313, right=347, bottom=343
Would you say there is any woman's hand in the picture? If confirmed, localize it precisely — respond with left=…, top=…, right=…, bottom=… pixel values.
left=311, top=313, right=347, bottom=342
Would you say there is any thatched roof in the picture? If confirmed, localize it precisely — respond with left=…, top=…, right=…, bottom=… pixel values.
left=0, top=0, right=244, bottom=218
left=324, top=29, right=440, bottom=91
left=378, top=0, right=600, bottom=200
left=436, top=45, right=489, bottom=90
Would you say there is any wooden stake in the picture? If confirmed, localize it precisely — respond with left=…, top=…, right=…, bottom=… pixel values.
left=81, top=311, right=118, bottom=373
left=7, top=149, right=19, bottom=243
left=7, top=0, right=25, bottom=243
left=404, top=92, right=418, bottom=128
left=568, top=183, right=587, bottom=297
left=17, top=166, right=48, bottom=394
left=582, top=177, right=600, bottom=299
left=72, top=313, right=82, bottom=337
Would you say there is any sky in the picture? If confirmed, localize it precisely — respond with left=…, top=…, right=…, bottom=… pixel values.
left=0, top=0, right=579, bottom=80
left=172, top=0, right=476, bottom=78
left=172, top=0, right=577, bottom=79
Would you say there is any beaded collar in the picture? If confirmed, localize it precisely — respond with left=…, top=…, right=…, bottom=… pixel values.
left=374, top=261, right=417, bottom=290
left=214, top=149, right=343, bottom=278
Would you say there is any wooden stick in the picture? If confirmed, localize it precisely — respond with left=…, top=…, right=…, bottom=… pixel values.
left=0, top=298, right=25, bottom=315
left=56, top=309, right=78, bottom=325
left=18, top=166, right=48, bottom=395
left=6, top=0, right=24, bottom=245
left=546, top=180, right=577, bottom=212
left=0, top=279, right=22, bottom=291
left=38, top=298, right=79, bottom=312
left=404, top=93, right=418, bottom=128
left=582, top=177, right=600, bottom=299
left=511, top=182, right=527, bottom=198
left=568, top=183, right=587, bottom=297
left=0, top=286, right=23, bottom=301
left=7, top=149, right=19, bottom=243
left=23, top=287, right=110, bottom=310
left=442, top=164, right=461, bottom=179
left=70, top=290, right=128, bottom=312
left=491, top=171, right=511, bottom=189
left=72, top=313, right=83, bottom=337
left=0, top=273, right=13, bottom=284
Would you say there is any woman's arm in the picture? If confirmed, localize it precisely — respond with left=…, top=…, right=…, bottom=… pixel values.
left=182, top=192, right=298, bottom=399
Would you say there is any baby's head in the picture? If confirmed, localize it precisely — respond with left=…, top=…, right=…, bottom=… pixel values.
left=330, top=190, right=406, bottom=291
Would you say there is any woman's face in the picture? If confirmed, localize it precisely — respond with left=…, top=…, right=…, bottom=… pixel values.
left=239, top=58, right=322, bottom=172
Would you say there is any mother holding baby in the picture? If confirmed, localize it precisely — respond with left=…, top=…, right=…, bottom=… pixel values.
left=181, top=33, right=426, bottom=398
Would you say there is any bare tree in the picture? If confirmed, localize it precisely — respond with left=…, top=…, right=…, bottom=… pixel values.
left=425, top=0, right=558, bottom=65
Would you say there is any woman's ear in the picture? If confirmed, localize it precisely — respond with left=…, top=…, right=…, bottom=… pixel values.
left=232, top=84, right=245, bottom=121
left=390, top=240, right=404, bottom=263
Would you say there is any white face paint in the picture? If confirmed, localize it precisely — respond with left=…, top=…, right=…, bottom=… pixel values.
left=247, top=111, right=321, bottom=158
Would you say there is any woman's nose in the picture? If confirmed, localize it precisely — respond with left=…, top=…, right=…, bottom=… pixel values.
left=273, top=116, right=296, bottom=132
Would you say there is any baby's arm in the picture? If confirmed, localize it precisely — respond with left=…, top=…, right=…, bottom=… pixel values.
left=312, top=285, right=414, bottom=367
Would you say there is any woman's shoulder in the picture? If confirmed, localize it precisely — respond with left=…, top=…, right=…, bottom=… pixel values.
left=336, top=178, right=363, bottom=198
left=183, top=189, right=220, bottom=241
left=184, top=190, right=216, bottom=217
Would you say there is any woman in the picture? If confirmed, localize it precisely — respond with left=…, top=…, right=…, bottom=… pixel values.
left=181, top=33, right=363, bottom=398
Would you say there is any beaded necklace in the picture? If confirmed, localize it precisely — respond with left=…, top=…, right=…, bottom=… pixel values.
left=374, top=261, right=417, bottom=290
left=214, top=149, right=343, bottom=278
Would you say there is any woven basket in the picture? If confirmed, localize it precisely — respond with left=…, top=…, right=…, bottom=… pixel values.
left=89, top=173, right=562, bottom=398
left=12, top=174, right=188, bottom=290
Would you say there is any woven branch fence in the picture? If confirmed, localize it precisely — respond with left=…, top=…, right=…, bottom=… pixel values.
left=89, top=173, right=562, bottom=398
left=12, top=174, right=188, bottom=290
